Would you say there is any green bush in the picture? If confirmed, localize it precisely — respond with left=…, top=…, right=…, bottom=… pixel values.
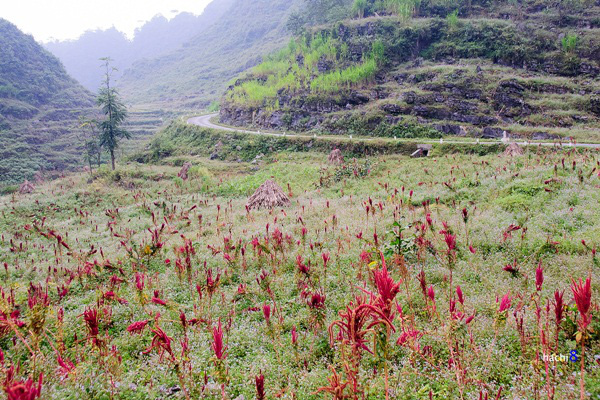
left=0, top=185, right=18, bottom=195
left=561, top=33, right=579, bottom=54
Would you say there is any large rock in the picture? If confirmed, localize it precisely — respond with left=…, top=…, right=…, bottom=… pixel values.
left=589, top=96, right=600, bottom=116
left=434, top=124, right=468, bottom=136
left=481, top=127, right=505, bottom=138
left=493, top=79, right=532, bottom=118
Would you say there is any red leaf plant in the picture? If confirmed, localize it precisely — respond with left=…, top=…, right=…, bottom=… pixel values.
left=126, top=320, right=149, bottom=335
left=3, top=366, right=43, bottom=400
left=143, top=326, right=174, bottom=362
left=571, top=276, right=592, bottom=331
left=368, top=253, right=402, bottom=321
left=255, top=372, right=265, bottom=400
left=328, top=295, right=394, bottom=362
left=82, top=307, right=102, bottom=348
left=211, top=319, right=227, bottom=361
left=570, top=276, right=593, bottom=400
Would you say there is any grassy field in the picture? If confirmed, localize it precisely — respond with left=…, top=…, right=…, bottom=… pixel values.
left=0, top=147, right=599, bottom=399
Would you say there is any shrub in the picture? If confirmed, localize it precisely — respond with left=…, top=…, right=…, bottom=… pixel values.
left=352, top=0, right=368, bottom=18
left=561, top=32, right=579, bottom=54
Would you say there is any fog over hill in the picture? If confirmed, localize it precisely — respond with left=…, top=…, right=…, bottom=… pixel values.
left=44, top=0, right=234, bottom=91
left=118, top=0, right=303, bottom=108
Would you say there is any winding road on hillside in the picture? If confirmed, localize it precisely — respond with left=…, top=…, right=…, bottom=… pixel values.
left=188, top=113, right=600, bottom=149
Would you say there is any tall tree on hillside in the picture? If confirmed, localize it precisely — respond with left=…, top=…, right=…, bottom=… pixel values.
left=97, top=57, right=130, bottom=170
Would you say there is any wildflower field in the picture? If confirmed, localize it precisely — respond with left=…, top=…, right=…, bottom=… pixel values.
left=0, top=148, right=599, bottom=399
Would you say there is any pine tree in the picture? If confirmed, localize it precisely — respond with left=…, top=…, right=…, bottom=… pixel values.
left=97, top=57, right=130, bottom=170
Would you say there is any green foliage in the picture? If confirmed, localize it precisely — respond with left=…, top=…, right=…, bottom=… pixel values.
left=446, top=9, right=459, bottom=29
left=310, top=57, right=378, bottom=92
left=383, top=0, right=422, bottom=19
left=371, top=39, right=386, bottom=65
left=134, top=121, right=503, bottom=167
left=97, top=58, right=131, bottom=170
left=424, top=20, right=550, bottom=67
left=0, top=18, right=94, bottom=185
left=378, top=122, right=443, bottom=139
left=317, top=158, right=375, bottom=187
left=353, top=0, right=368, bottom=18
left=227, top=34, right=385, bottom=106
left=207, top=101, right=220, bottom=112
left=0, top=19, right=91, bottom=107
left=561, top=33, right=579, bottom=54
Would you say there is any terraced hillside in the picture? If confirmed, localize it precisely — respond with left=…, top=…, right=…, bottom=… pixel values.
left=0, top=18, right=95, bottom=185
left=220, top=0, right=600, bottom=142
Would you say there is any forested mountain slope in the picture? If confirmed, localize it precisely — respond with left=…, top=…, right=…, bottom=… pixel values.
left=0, top=18, right=95, bottom=185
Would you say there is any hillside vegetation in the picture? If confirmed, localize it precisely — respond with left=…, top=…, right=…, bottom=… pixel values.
left=0, top=144, right=598, bottom=398
left=220, top=0, right=600, bottom=142
left=0, top=18, right=95, bottom=185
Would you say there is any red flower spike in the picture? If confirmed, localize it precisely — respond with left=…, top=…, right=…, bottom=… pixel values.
left=126, top=320, right=149, bottom=335
left=255, top=372, right=265, bottom=400
left=497, top=293, right=512, bottom=313
left=456, top=286, right=464, bottom=305
left=571, top=277, right=592, bottom=330
left=211, top=319, right=227, bottom=360
left=535, top=263, right=544, bottom=292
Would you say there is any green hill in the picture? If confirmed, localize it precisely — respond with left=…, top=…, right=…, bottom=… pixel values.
left=118, top=0, right=304, bottom=109
left=0, top=18, right=95, bottom=185
left=220, top=0, right=600, bottom=142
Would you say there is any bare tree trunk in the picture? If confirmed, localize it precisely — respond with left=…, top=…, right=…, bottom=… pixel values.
left=111, top=150, right=116, bottom=170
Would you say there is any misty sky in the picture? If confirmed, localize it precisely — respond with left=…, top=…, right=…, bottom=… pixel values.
left=2, top=0, right=212, bottom=42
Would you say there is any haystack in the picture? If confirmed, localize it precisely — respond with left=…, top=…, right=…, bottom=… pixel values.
left=178, top=162, right=192, bottom=180
left=328, top=149, right=344, bottom=164
left=19, top=180, right=35, bottom=194
left=504, top=142, right=524, bottom=157
left=246, top=180, right=291, bottom=210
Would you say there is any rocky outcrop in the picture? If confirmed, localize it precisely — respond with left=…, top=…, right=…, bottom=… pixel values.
left=493, top=80, right=533, bottom=119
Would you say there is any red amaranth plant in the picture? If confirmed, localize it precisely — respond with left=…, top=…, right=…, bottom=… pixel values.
left=3, top=367, right=43, bottom=400
left=553, top=290, right=564, bottom=349
left=328, top=295, right=394, bottom=361
left=143, top=326, right=174, bottom=362
left=535, top=263, right=544, bottom=292
left=497, top=293, right=512, bottom=313
left=571, top=277, right=592, bottom=331
left=570, top=276, right=592, bottom=400
left=315, top=365, right=353, bottom=400
left=262, top=304, right=272, bottom=325
left=126, top=320, right=149, bottom=335
left=82, top=307, right=101, bottom=348
left=211, top=319, right=227, bottom=361
left=255, top=372, right=265, bottom=400
left=211, top=319, right=229, bottom=385
left=370, top=253, right=401, bottom=320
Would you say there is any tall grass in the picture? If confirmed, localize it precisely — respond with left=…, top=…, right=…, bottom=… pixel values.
left=311, top=58, right=377, bottom=92
left=227, top=34, right=384, bottom=106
